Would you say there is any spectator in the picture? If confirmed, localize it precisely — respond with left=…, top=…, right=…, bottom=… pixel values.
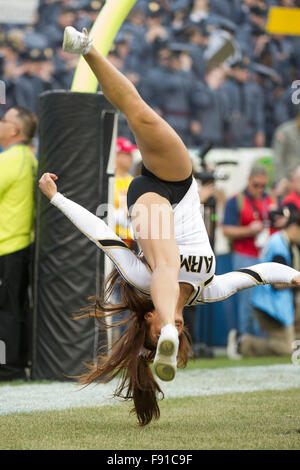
left=75, top=0, right=104, bottom=31
left=145, top=1, right=170, bottom=46
left=179, top=22, right=209, bottom=81
left=222, top=165, right=281, bottom=335
left=53, top=45, right=78, bottom=90
left=42, top=4, right=77, bottom=50
left=281, top=165, right=300, bottom=214
left=192, top=65, right=229, bottom=146
left=272, top=108, right=300, bottom=185
left=268, top=34, right=294, bottom=86
left=227, top=211, right=300, bottom=358
left=142, top=43, right=201, bottom=146
left=111, top=136, right=137, bottom=342
left=171, top=0, right=190, bottom=34
left=114, top=137, right=136, bottom=249
left=0, top=0, right=298, bottom=152
left=222, top=58, right=266, bottom=148
left=250, top=62, right=282, bottom=147
left=14, top=47, right=54, bottom=114
left=189, top=0, right=210, bottom=23
left=0, top=107, right=38, bottom=381
left=236, top=5, right=267, bottom=61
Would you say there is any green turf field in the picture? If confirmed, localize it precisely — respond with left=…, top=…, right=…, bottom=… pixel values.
left=1, top=357, right=299, bottom=450
left=1, top=389, right=300, bottom=450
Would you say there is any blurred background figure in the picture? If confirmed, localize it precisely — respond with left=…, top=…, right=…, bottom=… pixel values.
left=227, top=211, right=300, bottom=358
left=192, top=65, right=229, bottom=147
left=15, top=46, right=55, bottom=114
left=114, top=136, right=137, bottom=250
left=222, top=166, right=282, bottom=337
left=272, top=108, right=300, bottom=189
left=222, top=57, right=266, bottom=148
left=0, top=107, right=37, bottom=381
left=142, top=42, right=202, bottom=146
left=110, top=136, right=137, bottom=342
left=281, top=165, right=300, bottom=214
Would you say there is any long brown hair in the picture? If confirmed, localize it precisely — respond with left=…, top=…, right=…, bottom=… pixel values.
left=76, top=268, right=192, bottom=426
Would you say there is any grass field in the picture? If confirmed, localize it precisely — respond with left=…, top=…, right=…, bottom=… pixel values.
left=1, top=357, right=300, bottom=450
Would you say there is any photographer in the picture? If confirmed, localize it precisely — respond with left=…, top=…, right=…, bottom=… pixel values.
left=222, top=166, right=284, bottom=337
left=227, top=211, right=300, bottom=358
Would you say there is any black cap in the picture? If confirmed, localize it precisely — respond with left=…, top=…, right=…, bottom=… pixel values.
left=251, top=24, right=265, bottom=37
left=79, top=0, right=103, bottom=12
left=60, top=3, right=78, bottom=14
left=21, top=47, right=54, bottom=62
left=180, top=21, right=210, bottom=37
left=147, top=1, right=163, bottom=16
left=168, top=42, right=192, bottom=55
left=24, top=32, right=49, bottom=50
left=217, top=17, right=237, bottom=33
left=231, top=56, right=251, bottom=69
left=207, top=15, right=237, bottom=33
left=171, top=0, right=190, bottom=12
left=250, top=6, right=267, bottom=17
left=114, top=32, right=128, bottom=44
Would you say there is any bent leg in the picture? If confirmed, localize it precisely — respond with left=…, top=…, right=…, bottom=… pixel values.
left=83, top=46, right=192, bottom=181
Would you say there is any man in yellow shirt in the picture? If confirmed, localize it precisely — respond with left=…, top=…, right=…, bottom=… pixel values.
left=114, top=137, right=136, bottom=249
left=0, top=106, right=37, bottom=380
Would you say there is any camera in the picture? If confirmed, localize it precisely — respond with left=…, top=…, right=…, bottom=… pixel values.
left=193, top=143, right=229, bottom=186
left=269, top=208, right=285, bottom=228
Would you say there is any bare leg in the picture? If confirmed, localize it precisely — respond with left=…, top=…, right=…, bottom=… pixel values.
left=131, top=192, right=180, bottom=328
left=83, top=46, right=192, bottom=181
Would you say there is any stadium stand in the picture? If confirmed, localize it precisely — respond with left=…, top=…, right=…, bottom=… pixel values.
left=0, top=0, right=299, bottom=148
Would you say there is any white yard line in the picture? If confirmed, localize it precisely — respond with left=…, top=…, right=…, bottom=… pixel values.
left=0, top=364, right=299, bottom=416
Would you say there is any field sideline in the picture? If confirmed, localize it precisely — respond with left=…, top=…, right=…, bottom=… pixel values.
left=1, top=357, right=300, bottom=450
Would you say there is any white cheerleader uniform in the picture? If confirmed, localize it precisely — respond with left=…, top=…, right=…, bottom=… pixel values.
left=50, top=176, right=299, bottom=307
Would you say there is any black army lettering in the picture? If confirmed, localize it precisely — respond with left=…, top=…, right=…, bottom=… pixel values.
left=180, top=255, right=214, bottom=273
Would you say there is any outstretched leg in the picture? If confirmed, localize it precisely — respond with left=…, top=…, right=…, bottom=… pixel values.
left=200, top=263, right=300, bottom=304
left=63, top=27, right=192, bottom=181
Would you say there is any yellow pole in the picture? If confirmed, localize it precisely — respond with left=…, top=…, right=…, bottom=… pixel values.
left=71, top=0, right=137, bottom=92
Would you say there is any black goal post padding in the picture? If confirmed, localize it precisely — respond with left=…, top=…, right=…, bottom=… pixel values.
left=32, top=91, right=117, bottom=380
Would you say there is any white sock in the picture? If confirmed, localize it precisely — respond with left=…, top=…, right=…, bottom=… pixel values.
left=161, top=324, right=178, bottom=338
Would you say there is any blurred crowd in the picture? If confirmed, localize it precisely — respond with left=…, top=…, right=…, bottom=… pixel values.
left=1, top=0, right=300, bottom=148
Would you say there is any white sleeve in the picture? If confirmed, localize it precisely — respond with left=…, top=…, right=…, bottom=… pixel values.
left=199, top=262, right=299, bottom=304
left=50, top=192, right=151, bottom=295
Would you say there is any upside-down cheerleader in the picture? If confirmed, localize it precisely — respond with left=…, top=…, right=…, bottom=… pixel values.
left=38, top=26, right=300, bottom=426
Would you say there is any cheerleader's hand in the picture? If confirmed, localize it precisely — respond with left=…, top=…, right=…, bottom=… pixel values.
left=39, top=173, right=58, bottom=200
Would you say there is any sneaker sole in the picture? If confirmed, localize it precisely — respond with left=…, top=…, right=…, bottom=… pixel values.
left=154, top=337, right=178, bottom=381
left=158, top=338, right=176, bottom=356
left=154, top=361, right=176, bottom=382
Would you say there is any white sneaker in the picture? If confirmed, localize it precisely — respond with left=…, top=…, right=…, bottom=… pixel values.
left=227, top=329, right=242, bottom=360
left=153, top=324, right=179, bottom=382
left=62, top=26, right=92, bottom=55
